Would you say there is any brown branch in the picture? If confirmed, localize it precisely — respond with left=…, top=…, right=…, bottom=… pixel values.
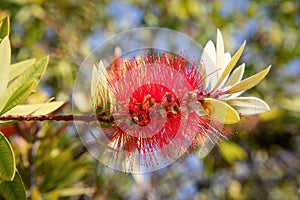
left=0, top=114, right=111, bottom=123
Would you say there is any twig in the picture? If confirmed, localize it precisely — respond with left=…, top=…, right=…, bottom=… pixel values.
left=0, top=114, right=111, bottom=123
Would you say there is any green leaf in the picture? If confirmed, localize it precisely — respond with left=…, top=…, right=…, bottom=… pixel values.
left=91, top=64, right=98, bottom=110
left=216, top=28, right=224, bottom=69
left=2, top=103, right=43, bottom=116
left=0, top=16, right=9, bottom=40
left=225, top=63, right=245, bottom=87
left=0, top=56, right=49, bottom=112
left=226, top=65, right=271, bottom=94
left=226, top=97, right=270, bottom=115
left=202, top=98, right=240, bottom=124
left=0, top=80, right=37, bottom=115
left=93, top=61, right=115, bottom=115
left=0, top=171, right=26, bottom=200
left=3, top=101, right=64, bottom=116
left=213, top=41, right=246, bottom=91
left=219, top=141, right=246, bottom=164
left=0, top=132, right=15, bottom=181
left=0, top=98, right=48, bottom=123
left=202, top=40, right=216, bottom=88
left=0, top=36, right=11, bottom=99
left=32, top=101, right=65, bottom=115
left=9, top=58, right=36, bottom=81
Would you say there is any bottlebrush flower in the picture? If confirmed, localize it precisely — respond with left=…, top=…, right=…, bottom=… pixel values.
left=91, top=29, right=271, bottom=172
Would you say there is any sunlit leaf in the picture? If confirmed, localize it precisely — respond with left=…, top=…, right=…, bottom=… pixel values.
left=0, top=56, right=49, bottom=112
left=223, top=52, right=231, bottom=69
left=225, top=63, right=245, bottom=87
left=216, top=28, right=224, bottom=69
left=93, top=61, right=115, bottom=115
left=9, top=58, right=36, bottom=81
left=226, top=65, right=271, bottom=94
left=202, top=98, right=240, bottom=124
left=219, top=141, right=246, bottom=164
left=0, top=16, right=9, bottom=40
left=202, top=40, right=217, bottom=88
left=33, top=101, right=65, bottom=115
left=2, top=103, right=43, bottom=116
left=0, top=36, right=10, bottom=99
left=213, top=41, right=246, bottom=91
left=0, top=80, right=37, bottom=115
left=91, top=64, right=98, bottom=110
left=3, top=101, right=64, bottom=116
left=0, top=132, right=15, bottom=181
left=0, top=171, right=26, bottom=200
left=226, top=97, right=270, bottom=115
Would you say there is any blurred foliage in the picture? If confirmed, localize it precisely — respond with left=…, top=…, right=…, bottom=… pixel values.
left=0, top=0, right=299, bottom=199
left=0, top=14, right=66, bottom=199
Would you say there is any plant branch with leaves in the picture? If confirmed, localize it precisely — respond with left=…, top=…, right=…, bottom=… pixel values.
left=0, top=16, right=66, bottom=200
left=0, top=14, right=273, bottom=199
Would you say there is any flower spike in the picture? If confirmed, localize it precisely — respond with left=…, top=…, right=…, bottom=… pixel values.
left=89, top=29, right=271, bottom=172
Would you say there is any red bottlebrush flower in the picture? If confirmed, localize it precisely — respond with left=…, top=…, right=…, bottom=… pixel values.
left=87, top=29, right=271, bottom=173
left=92, top=50, right=228, bottom=172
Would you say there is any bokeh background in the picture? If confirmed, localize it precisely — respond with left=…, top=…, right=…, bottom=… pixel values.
left=0, top=0, right=299, bottom=199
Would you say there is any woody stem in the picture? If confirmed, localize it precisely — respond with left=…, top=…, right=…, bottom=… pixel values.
left=0, top=114, right=110, bottom=122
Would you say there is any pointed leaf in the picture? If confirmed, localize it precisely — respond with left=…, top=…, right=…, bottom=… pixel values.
left=3, top=101, right=64, bottom=116
left=225, top=63, right=245, bottom=87
left=0, top=132, right=15, bottom=181
left=0, top=56, right=49, bottom=111
left=201, top=40, right=217, bottom=89
left=226, top=97, right=270, bottom=115
left=202, top=98, right=240, bottom=124
left=9, top=58, right=36, bottom=80
left=0, top=36, right=11, bottom=98
left=226, top=65, right=271, bottom=94
left=0, top=16, right=9, bottom=40
left=91, top=64, right=98, bottom=110
left=93, top=61, right=115, bottom=115
left=0, top=171, right=26, bottom=200
left=223, top=52, right=231, bottom=68
left=0, top=80, right=37, bottom=115
left=213, top=41, right=246, bottom=91
left=2, top=103, right=43, bottom=116
left=33, top=101, right=65, bottom=115
left=217, top=52, right=232, bottom=87
left=216, top=28, right=224, bottom=69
